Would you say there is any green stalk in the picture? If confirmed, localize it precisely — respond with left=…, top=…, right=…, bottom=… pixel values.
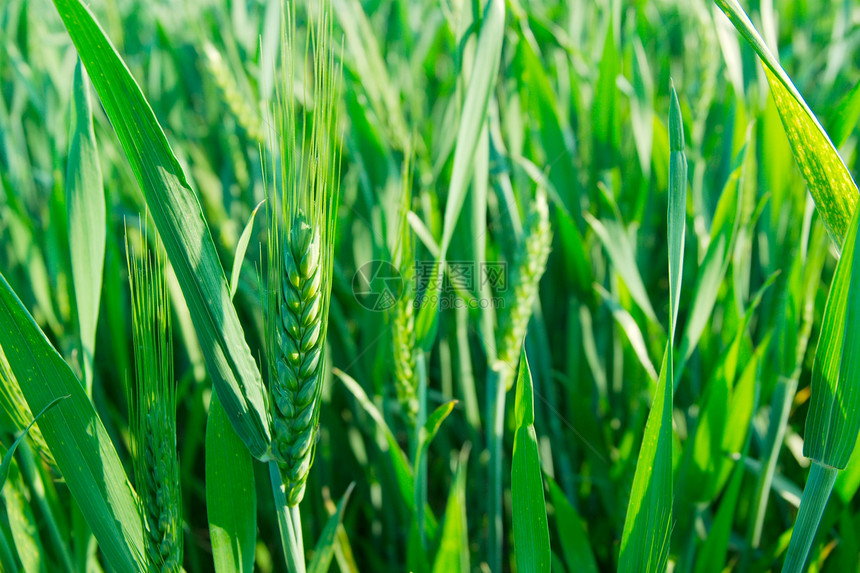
left=270, top=461, right=306, bottom=573
left=748, top=376, right=796, bottom=553
left=414, top=351, right=428, bottom=548
left=783, top=463, right=838, bottom=572
left=487, top=367, right=507, bottom=572
left=291, top=505, right=304, bottom=558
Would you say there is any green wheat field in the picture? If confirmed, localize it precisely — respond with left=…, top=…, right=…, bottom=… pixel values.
left=1, top=0, right=860, bottom=571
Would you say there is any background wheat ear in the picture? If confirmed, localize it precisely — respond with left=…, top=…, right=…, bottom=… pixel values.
left=392, top=153, right=418, bottom=426
left=496, top=190, right=553, bottom=387
left=126, top=226, right=183, bottom=573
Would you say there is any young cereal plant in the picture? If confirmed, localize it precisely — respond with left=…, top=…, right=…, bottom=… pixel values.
left=126, top=229, right=183, bottom=573
left=264, top=0, right=341, bottom=570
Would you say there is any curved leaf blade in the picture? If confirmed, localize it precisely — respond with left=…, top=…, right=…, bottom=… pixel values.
left=307, top=483, right=356, bottom=573
left=230, top=200, right=264, bottom=300
left=0, top=395, right=67, bottom=491
left=50, top=0, right=272, bottom=459
left=0, top=272, right=146, bottom=571
left=714, top=0, right=859, bottom=248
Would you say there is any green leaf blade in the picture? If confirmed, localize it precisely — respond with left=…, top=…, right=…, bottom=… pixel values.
left=714, top=0, right=859, bottom=248
left=0, top=395, right=67, bottom=491
left=547, top=478, right=598, bottom=573
left=416, top=0, right=505, bottom=347
left=51, top=0, right=272, bottom=460
left=668, top=81, right=686, bottom=344
left=206, top=393, right=257, bottom=573
left=65, top=58, right=105, bottom=394
left=307, top=484, right=355, bottom=573
left=0, top=273, right=146, bottom=572
left=618, top=350, right=673, bottom=573
left=511, top=348, right=551, bottom=573
left=806, top=204, right=860, bottom=469
left=431, top=449, right=470, bottom=573
left=230, top=200, right=263, bottom=300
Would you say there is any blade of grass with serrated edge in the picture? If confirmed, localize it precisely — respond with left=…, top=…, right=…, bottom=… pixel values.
left=50, top=0, right=272, bottom=459
left=415, top=0, right=504, bottom=346
left=0, top=273, right=146, bottom=571
left=714, top=0, right=859, bottom=249
left=511, top=347, right=551, bottom=572
left=619, top=82, right=685, bottom=573
left=65, top=58, right=104, bottom=395
left=206, top=393, right=256, bottom=573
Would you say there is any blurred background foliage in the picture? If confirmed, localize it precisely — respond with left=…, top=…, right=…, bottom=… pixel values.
left=1, top=0, right=860, bottom=570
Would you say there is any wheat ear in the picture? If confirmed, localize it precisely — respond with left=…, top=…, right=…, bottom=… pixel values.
left=496, top=191, right=552, bottom=387
left=126, top=230, right=182, bottom=572
left=266, top=0, right=341, bottom=507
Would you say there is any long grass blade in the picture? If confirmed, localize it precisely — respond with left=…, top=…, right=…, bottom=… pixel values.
left=0, top=395, right=67, bottom=491
left=785, top=170, right=860, bottom=571
left=431, top=447, right=470, bottom=573
left=547, top=477, right=598, bottom=573
left=0, top=273, right=146, bottom=571
left=206, top=394, right=257, bottom=573
left=714, top=0, right=859, bottom=248
left=511, top=347, right=551, bottom=572
left=307, top=484, right=355, bottom=573
left=415, top=0, right=505, bottom=345
left=50, top=0, right=272, bottom=460
left=65, top=58, right=104, bottom=395
left=619, top=81, right=686, bottom=573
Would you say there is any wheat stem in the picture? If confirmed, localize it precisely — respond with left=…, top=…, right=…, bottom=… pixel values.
left=783, top=463, right=838, bottom=572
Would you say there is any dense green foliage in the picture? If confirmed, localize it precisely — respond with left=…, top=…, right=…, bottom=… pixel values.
left=1, top=0, right=860, bottom=571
